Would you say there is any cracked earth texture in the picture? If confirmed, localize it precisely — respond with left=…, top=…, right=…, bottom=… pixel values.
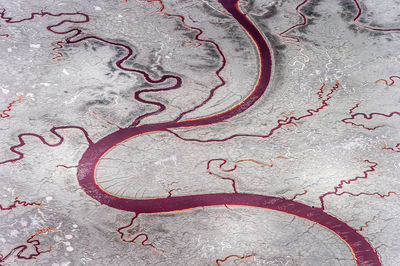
left=1, top=0, right=400, bottom=265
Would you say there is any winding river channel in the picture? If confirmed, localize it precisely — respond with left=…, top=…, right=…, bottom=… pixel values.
left=73, top=1, right=380, bottom=265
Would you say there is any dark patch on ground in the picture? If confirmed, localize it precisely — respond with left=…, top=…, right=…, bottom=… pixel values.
left=89, top=40, right=107, bottom=52
left=300, top=0, right=322, bottom=18
left=275, top=44, right=287, bottom=50
left=106, top=60, right=117, bottom=73
left=118, top=72, right=131, bottom=78
left=298, top=18, right=316, bottom=34
left=256, top=4, right=277, bottom=19
left=221, top=23, right=253, bottom=52
left=174, top=20, right=195, bottom=39
left=358, top=17, right=367, bottom=24
left=86, top=98, right=112, bottom=106
left=153, top=223, right=170, bottom=234
left=340, top=0, right=358, bottom=22
left=202, top=42, right=221, bottom=61
left=241, top=0, right=255, bottom=14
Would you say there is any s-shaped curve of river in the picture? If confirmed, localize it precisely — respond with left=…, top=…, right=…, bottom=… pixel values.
left=77, top=0, right=380, bottom=265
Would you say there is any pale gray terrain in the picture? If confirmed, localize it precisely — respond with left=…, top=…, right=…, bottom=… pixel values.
left=1, top=0, right=400, bottom=265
